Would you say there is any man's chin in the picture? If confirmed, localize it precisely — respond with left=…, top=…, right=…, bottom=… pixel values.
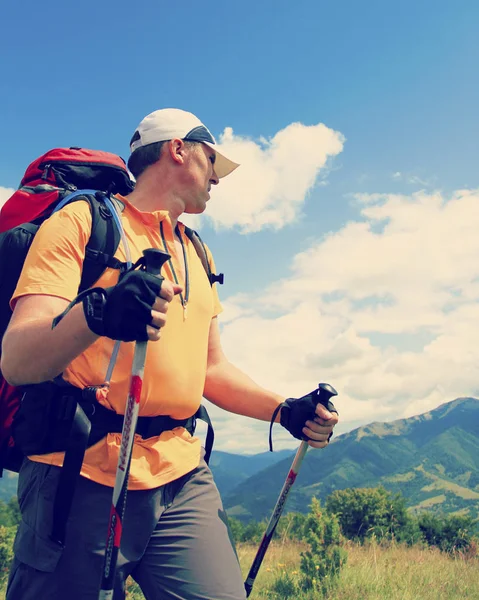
left=185, top=205, right=207, bottom=215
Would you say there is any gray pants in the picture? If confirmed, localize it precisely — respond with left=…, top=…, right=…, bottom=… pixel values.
left=7, top=456, right=247, bottom=600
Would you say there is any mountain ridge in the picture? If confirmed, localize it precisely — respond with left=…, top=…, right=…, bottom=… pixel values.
left=222, top=397, right=479, bottom=521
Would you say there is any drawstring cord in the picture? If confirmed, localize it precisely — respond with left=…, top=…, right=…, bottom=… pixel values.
left=268, top=402, right=286, bottom=452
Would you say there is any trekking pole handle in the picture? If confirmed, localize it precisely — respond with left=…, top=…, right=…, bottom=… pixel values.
left=142, top=248, right=171, bottom=276
left=315, top=382, right=338, bottom=409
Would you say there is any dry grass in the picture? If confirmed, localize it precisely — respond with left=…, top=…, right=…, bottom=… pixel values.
left=238, top=539, right=479, bottom=599
left=2, top=540, right=478, bottom=599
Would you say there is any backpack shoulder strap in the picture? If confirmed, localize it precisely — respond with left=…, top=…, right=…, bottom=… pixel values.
left=183, top=226, right=224, bottom=286
left=81, top=194, right=125, bottom=291
left=56, top=191, right=125, bottom=291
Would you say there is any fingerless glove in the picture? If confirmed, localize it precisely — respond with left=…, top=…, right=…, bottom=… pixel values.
left=269, top=386, right=338, bottom=451
left=83, top=269, right=163, bottom=342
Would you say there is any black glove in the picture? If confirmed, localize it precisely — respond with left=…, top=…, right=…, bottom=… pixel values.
left=82, top=269, right=163, bottom=341
left=269, top=385, right=338, bottom=451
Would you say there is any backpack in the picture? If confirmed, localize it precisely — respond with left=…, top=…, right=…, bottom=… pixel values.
left=0, top=147, right=133, bottom=474
left=0, top=147, right=221, bottom=476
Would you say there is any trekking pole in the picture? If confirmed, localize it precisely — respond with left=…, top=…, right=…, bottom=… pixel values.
left=244, top=382, right=338, bottom=598
left=98, top=248, right=170, bottom=600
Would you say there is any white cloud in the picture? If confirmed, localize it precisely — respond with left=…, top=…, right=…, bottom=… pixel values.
left=178, top=212, right=201, bottom=230
left=0, top=187, right=14, bottom=210
left=201, top=122, right=345, bottom=233
left=408, top=175, right=430, bottom=186
left=209, top=188, right=479, bottom=452
left=390, top=171, right=432, bottom=186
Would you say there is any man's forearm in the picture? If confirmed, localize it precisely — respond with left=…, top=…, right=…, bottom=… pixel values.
left=1, top=302, right=98, bottom=386
left=203, top=359, right=284, bottom=422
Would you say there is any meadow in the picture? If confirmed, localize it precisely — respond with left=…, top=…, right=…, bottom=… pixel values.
left=120, top=540, right=479, bottom=599
left=1, top=486, right=477, bottom=599
left=239, top=540, right=478, bottom=599
left=0, top=538, right=477, bottom=599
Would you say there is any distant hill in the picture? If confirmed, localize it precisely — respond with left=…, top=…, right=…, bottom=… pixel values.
left=223, top=397, right=479, bottom=522
left=209, top=449, right=295, bottom=495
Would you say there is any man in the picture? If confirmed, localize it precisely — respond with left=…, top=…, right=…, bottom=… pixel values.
left=2, top=108, right=339, bottom=599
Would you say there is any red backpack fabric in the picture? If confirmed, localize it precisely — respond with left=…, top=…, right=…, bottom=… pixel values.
left=0, top=147, right=133, bottom=473
left=0, top=147, right=130, bottom=233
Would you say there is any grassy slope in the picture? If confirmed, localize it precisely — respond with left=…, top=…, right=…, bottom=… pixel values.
left=1, top=540, right=478, bottom=599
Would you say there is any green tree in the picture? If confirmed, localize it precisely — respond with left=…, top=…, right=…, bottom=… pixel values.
left=227, top=517, right=244, bottom=545
left=242, top=520, right=265, bottom=543
left=441, top=514, right=476, bottom=554
left=326, top=486, right=411, bottom=542
left=417, top=512, right=477, bottom=554
left=395, top=514, right=423, bottom=546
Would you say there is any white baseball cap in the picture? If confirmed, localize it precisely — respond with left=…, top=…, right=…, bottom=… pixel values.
left=129, top=108, right=239, bottom=179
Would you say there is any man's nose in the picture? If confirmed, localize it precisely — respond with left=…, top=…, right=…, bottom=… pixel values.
left=210, top=170, right=219, bottom=185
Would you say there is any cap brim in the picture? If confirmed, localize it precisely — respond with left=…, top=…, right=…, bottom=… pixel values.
left=204, top=142, right=240, bottom=179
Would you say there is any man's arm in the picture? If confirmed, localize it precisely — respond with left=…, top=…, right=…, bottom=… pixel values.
left=203, top=317, right=284, bottom=422
left=203, top=318, right=338, bottom=448
left=1, top=295, right=98, bottom=386
left=2, top=275, right=182, bottom=387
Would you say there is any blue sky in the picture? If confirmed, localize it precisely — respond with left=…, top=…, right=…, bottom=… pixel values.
left=1, top=1, right=479, bottom=453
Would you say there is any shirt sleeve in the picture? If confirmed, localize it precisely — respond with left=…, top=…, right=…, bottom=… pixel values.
left=11, top=201, right=93, bottom=308
left=204, top=244, right=223, bottom=318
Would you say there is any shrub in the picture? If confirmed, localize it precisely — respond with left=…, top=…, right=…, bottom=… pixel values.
left=0, top=526, right=16, bottom=583
left=0, top=498, right=20, bottom=528
left=276, top=512, right=308, bottom=542
left=299, top=497, right=347, bottom=597
left=417, top=512, right=477, bottom=555
left=270, top=570, right=299, bottom=598
left=326, top=486, right=412, bottom=543
left=241, top=520, right=265, bottom=544
left=394, top=514, right=424, bottom=546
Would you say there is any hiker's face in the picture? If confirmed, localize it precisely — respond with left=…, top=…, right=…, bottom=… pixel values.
left=182, top=143, right=219, bottom=214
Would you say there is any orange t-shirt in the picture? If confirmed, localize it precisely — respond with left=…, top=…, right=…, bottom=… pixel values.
left=11, top=195, right=222, bottom=489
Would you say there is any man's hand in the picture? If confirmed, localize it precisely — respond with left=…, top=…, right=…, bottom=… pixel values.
left=83, top=270, right=182, bottom=342
left=302, top=402, right=339, bottom=449
left=147, top=279, right=183, bottom=341
left=274, top=385, right=339, bottom=451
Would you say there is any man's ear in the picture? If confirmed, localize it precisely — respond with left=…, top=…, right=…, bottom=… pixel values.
left=168, top=138, right=186, bottom=165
